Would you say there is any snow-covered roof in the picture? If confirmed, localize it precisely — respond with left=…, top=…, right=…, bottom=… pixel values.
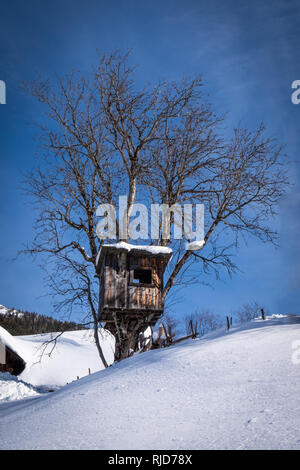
left=96, top=242, right=173, bottom=265
left=0, top=326, right=29, bottom=362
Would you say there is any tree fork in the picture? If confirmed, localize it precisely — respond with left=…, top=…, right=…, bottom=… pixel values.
left=105, top=313, right=155, bottom=361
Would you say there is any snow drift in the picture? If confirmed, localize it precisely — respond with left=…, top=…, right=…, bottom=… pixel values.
left=0, top=372, right=42, bottom=402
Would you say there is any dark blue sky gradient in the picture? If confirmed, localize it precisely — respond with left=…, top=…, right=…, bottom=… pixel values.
left=0, top=0, right=300, bottom=321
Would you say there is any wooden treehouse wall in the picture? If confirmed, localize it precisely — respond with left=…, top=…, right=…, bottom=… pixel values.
left=99, top=252, right=166, bottom=319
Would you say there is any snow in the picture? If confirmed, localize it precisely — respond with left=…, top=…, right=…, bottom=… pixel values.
left=0, top=315, right=299, bottom=450
left=0, top=326, right=31, bottom=362
left=0, top=373, right=42, bottom=402
left=185, top=240, right=205, bottom=251
left=0, top=328, right=115, bottom=388
left=138, top=326, right=152, bottom=349
left=0, top=305, right=22, bottom=317
left=0, top=305, right=7, bottom=315
left=96, top=242, right=173, bottom=264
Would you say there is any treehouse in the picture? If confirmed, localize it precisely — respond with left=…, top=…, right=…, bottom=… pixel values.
left=96, top=242, right=172, bottom=326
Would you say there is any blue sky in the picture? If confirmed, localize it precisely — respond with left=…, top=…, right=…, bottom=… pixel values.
left=0, top=0, right=300, bottom=322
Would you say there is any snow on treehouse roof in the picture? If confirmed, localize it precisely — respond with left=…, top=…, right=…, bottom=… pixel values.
left=96, top=242, right=173, bottom=266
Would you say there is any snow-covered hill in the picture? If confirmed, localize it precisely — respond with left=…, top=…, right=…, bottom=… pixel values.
left=0, top=304, right=22, bottom=317
left=0, top=303, right=87, bottom=336
left=0, top=315, right=299, bottom=450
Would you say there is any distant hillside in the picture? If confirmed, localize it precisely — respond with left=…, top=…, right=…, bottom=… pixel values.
left=0, top=305, right=86, bottom=336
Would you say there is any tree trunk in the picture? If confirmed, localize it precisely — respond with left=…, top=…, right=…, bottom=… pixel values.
left=93, top=321, right=109, bottom=368
left=105, top=315, right=151, bottom=362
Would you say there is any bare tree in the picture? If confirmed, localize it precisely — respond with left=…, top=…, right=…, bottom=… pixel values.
left=234, top=301, right=263, bottom=323
left=162, top=313, right=179, bottom=345
left=185, top=309, right=221, bottom=337
left=21, top=51, right=289, bottom=363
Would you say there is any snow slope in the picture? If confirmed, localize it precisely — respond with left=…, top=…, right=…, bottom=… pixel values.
left=0, top=316, right=299, bottom=450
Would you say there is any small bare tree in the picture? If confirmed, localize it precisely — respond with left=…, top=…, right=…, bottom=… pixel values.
left=21, top=51, right=289, bottom=362
left=186, top=316, right=199, bottom=339
left=162, top=313, right=179, bottom=345
left=185, top=309, right=221, bottom=337
left=234, top=301, right=262, bottom=323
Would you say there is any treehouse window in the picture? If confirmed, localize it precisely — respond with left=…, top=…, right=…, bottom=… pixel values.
left=132, top=268, right=152, bottom=285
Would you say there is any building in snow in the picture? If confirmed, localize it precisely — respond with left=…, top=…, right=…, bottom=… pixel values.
left=96, top=242, right=172, bottom=327
left=0, top=326, right=26, bottom=375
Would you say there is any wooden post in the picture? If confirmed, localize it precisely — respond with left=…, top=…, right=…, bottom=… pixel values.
left=226, top=316, right=230, bottom=330
left=88, top=368, right=91, bottom=375
left=189, top=319, right=193, bottom=337
left=261, top=308, right=265, bottom=320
